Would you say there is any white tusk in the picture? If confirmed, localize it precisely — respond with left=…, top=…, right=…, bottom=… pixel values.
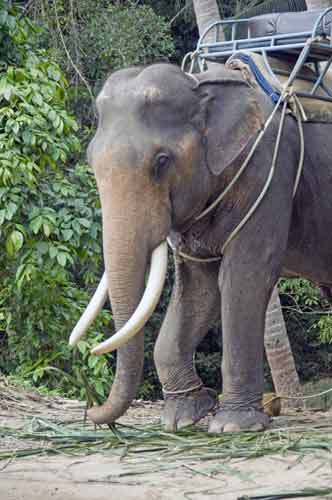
left=91, top=241, right=168, bottom=355
left=69, top=272, right=108, bottom=346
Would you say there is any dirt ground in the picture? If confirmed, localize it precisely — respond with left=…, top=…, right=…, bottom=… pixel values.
left=0, top=379, right=331, bottom=500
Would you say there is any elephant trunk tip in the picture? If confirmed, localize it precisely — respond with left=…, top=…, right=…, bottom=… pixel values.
left=86, top=405, right=109, bottom=425
left=87, top=401, right=128, bottom=425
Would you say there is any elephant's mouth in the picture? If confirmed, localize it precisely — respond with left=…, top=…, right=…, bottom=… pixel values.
left=69, top=241, right=168, bottom=354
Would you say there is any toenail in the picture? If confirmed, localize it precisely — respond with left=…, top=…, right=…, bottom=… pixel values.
left=223, top=423, right=241, bottom=432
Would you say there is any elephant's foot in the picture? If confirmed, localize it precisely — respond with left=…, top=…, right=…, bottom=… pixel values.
left=208, top=407, right=271, bottom=433
left=162, top=387, right=217, bottom=432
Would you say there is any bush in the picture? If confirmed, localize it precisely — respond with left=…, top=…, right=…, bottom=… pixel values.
left=278, top=278, right=332, bottom=383
left=29, top=1, right=175, bottom=130
left=80, top=4, right=174, bottom=81
left=0, top=1, right=113, bottom=400
left=0, top=1, right=176, bottom=401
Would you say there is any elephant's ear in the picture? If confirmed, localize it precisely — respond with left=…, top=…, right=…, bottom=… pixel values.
left=194, top=77, right=265, bottom=176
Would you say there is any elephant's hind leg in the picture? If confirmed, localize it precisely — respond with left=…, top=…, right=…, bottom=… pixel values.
left=154, top=256, right=220, bottom=432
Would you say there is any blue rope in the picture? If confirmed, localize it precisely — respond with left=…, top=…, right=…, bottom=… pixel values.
left=232, top=52, right=281, bottom=104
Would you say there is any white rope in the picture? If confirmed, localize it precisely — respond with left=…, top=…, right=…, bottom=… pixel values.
left=281, top=387, right=332, bottom=401
left=177, top=251, right=221, bottom=263
left=166, top=237, right=221, bottom=263
left=264, top=386, right=332, bottom=408
left=222, top=100, right=288, bottom=254
left=162, top=383, right=203, bottom=396
left=292, top=96, right=305, bottom=198
left=195, top=93, right=284, bottom=222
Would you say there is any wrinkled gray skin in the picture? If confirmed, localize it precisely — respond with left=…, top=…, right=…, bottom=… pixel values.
left=87, top=63, right=332, bottom=433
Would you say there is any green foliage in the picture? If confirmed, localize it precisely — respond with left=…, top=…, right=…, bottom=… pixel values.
left=29, top=1, right=175, bottom=131
left=0, top=0, right=176, bottom=401
left=280, top=278, right=321, bottom=307
left=278, top=279, right=332, bottom=383
left=317, top=316, right=332, bottom=344
left=79, top=3, right=174, bottom=81
left=0, top=0, right=114, bottom=399
left=280, top=279, right=332, bottom=344
left=0, top=1, right=36, bottom=66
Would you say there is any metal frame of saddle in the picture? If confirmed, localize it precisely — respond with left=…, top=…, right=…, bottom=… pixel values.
left=195, top=7, right=332, bottom=103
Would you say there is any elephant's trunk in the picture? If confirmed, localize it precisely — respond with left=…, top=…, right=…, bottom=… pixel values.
left=85, top=170, right=169, bottom=425
left=87, top=212, right=148, bottom=424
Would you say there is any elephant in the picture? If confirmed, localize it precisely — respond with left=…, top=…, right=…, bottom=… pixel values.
left=69, top=62, right=332, bottom=433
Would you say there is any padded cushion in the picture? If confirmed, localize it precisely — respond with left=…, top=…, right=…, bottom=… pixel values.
left=248, top=9, right=332, bottom=38
left=226, top=51, right=332, bottom=123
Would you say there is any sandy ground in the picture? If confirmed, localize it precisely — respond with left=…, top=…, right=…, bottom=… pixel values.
left=0, top=380, right=331, bottom=500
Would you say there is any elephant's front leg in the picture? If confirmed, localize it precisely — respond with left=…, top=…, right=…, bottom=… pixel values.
left=209, top=226, right=287, bottom=433
left=154, top=257, right=220, bottom=432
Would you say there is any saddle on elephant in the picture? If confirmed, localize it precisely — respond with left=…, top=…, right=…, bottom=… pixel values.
left=192, top=7, right=332, bottom=124
left=225, top=50, right=332, bottom=123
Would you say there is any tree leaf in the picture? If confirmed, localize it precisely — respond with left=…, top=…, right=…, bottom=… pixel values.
left=78, top=218, right=91, bottom=229
left=30, top=216, right=43, bottom=234
left=36, top=241, right=49, bottom=255
left=3, top=86, right=12, bottom=101
left=0, top=10, right=8, bottom=26
left=43, top=223, right=51, bottom=237
left=49, top=245, right=58, bottom=259
left=6, top=202, right=17, bottom=220
left=62, top=229, right=73, bottom=241
left=57, top=252, right=67, bottom=267
left=5, top=235, right=14, bottom=256
left=10, top=230, right=24, bottom=252
left=88, top=355, right=98, bottom=369
left=32, top=93, right=43, bottom=106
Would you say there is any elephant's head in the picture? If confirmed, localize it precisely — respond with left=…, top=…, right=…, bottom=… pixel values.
left=69, top=64, right=265, bottom=424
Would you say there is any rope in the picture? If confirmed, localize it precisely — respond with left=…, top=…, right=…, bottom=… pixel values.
left=162, top=383, right=203, bottom=396
left=169, top=88, right=304, bottom=263
left=222, top=99, right=288, bottom=254
left=177, top=251, right=221, bottom=264
left=164, top=385, right=332, bottom=403
left=181, top=51, right=193, bottom=73
left=172, top=49, right=308, bottom=263
left=195, top=94, right=284, bottom=222
left=292, top=95, right=305, bottom=197
left=186, top=72, right=200, bottom=87
left=264, top=387, right=332, bottom=409
left=220, top=87, right=305, bottom=255
left=181, top=50, right=199, bottom=74
left=166, top=237, right=221, bottom=263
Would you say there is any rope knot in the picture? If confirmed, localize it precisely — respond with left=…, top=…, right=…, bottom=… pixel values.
left=281, top=84, right=295, bottom=101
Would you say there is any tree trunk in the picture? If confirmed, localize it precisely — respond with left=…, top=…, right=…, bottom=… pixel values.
left=192, top=0, right=301, bottom=409
left=192, top=0, right=223, bottom=43
left=265, top=287, right=301, bottom=407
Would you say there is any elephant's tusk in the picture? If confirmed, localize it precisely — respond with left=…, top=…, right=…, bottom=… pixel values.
left=91, top=241, right=168, bottom=355
left=69, top=272, right=108, bottom=346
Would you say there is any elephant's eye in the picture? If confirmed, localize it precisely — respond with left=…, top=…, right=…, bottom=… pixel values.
left=153, top=153, right=171, bottom=182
